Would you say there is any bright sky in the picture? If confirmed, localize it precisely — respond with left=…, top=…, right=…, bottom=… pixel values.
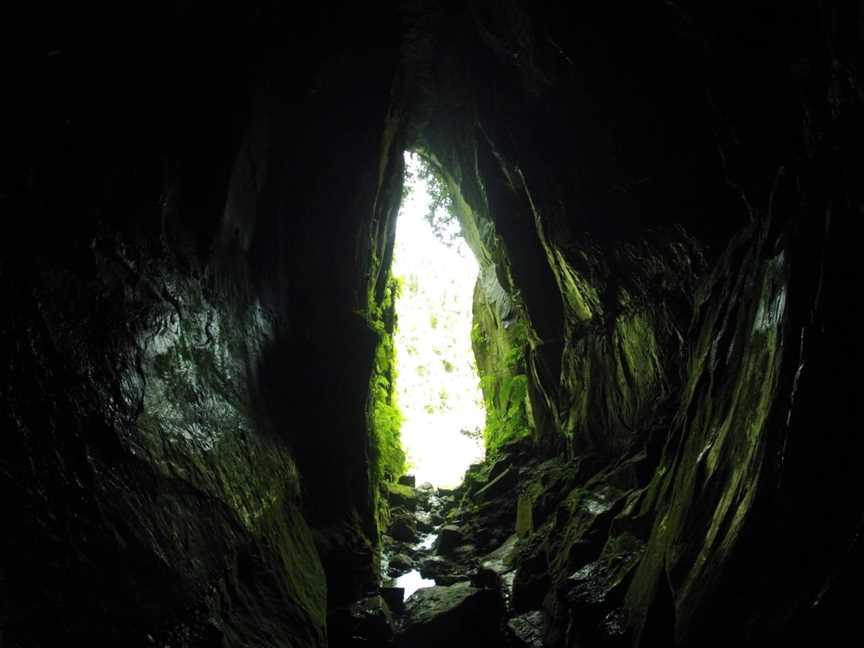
left=391, top=152, right=485, bottom=488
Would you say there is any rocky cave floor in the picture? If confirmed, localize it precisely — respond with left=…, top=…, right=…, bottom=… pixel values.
left=328, top=438, right=628, bottom=648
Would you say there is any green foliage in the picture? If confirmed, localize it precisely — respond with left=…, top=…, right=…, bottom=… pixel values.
left=403, top=153, right=461, bottom=248
left=503, top=344, right=525, bottom=370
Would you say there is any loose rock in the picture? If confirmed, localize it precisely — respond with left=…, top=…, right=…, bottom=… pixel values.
left=435, top=525, right=465, bottom=555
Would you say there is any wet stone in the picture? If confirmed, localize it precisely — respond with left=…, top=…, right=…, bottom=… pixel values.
left=434, top=574, right=469, bottom=586
left=388, top=553, right=414, bottom=576
left=419, top=556, right=456, bottom=579
left=470, top=567, right=500, bottom=589
left=389, top=511, right=418, bottom=543
left=481, top=534, right=521, bottom=575
left=387, top=483, right=418, bottom=511
left=398, top=475, right=417, bottom=488
left=506, top=610, right=546, bottom=648
left=452, top=543, right=477, bottom=558
left=435, top=525, right=465, bottom=555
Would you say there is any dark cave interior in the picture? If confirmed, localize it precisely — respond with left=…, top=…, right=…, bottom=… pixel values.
left=1, top=2, right=861, bottom=647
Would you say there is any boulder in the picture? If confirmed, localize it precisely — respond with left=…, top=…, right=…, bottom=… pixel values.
left=506, top=610, right=546, bottom=648
left=452, top=543, right=477, bottom=558
left=398, top=474, right=416, bottom=487
left=419, top=556, right=453, bottom=579
left=387, top=483, right=418, bottom=511
left=481, top=534, right=521, bottom=575
left=389, top=511, right=418, bottom=543
left=388, top=553, right=414, bottom=574
left=397, top=582, right=505, bottom=647
left=414, top=510, right=435, bottom=533
left=435, top=525, right=465, bottom=555
left=434, top=574, right=469, bottom=586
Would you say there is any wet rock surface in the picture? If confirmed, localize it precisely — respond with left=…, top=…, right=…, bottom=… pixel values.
left=506, top=610, right=546, bottom=648
left=435, top=525, right=466, bottom=555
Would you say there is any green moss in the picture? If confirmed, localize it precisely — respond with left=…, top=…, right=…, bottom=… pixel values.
left=365, top=275, right=407, bottom=534
left=472, top=296, right=535, bottom=455
left=623, top=233, right=788, bottom=641
left=128, top=280, right=327, bottom=645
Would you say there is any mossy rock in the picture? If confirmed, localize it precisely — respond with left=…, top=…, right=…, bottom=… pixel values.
left=387, top=483, right=418, bottom=511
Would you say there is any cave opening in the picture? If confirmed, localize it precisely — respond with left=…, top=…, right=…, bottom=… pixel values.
left=390, top=151, right=486, bottom=488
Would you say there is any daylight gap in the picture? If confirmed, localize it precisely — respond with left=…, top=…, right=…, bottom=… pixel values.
left=391, top=151, right=486, bottom=488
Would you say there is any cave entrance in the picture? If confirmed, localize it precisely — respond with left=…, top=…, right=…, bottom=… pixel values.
left=391, top=152, right=485, bottom=488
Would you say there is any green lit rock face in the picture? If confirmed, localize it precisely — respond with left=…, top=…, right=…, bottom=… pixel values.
left=624, top=227, right=791, bottom=645
left=134, top=280, right=328, bottom=644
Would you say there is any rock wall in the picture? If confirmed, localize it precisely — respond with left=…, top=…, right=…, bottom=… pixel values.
left=394, top=1, right=861, bottom=645
left=2, top=3, right=406, bottom=644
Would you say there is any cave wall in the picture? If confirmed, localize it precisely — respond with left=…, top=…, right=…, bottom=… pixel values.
left=1, top=1, right=861, bottom=646
left=396, top=1, right=861, bottom=645
left=2, top=3, right=405, bottom=644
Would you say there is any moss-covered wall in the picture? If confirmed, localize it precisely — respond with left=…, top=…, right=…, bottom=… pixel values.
left=471, top=279, right=534, bottom=454
left=366, top=275, right=408, bottom=535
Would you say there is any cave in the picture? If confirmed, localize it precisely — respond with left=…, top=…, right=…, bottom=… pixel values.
left=1, top=2, right=860, bottom=647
